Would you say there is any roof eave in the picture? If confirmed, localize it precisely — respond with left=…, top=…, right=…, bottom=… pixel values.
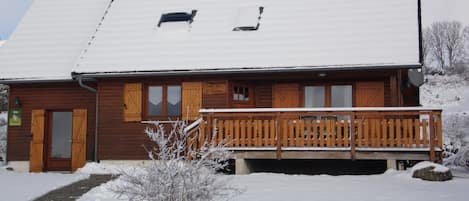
left=73, top=63, right=422, bottom=79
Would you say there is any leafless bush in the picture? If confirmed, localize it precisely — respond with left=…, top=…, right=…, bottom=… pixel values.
left=110, top=120, right=240, bottom=201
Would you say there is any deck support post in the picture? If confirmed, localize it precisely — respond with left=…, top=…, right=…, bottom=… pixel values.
left=429, top=112, right=436, bottom=162
left=386, top=159, right=397, bottom=170
left=235, top=158, right=251, bottom=175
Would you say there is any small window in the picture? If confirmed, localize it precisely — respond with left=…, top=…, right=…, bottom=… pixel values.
left=158, top=10, right=197, bottom=27
left=232, top=83, right=254, bottom=106
left=147, top=84, right=181, bottom=118
left=233, top=7, right=264, bottom=31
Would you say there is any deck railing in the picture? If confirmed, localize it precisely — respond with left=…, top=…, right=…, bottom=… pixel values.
left=194, top=107, right=443, bottom=161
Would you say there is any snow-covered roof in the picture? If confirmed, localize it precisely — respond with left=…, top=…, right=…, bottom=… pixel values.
left=0, top=0, right=111, bottom=81
left=74, top=0, right=421, bottom=75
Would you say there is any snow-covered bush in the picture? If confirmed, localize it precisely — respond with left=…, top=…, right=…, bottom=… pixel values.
left=442, top=112, right=469, bottom=157
left=111, top=120, right=239, bottom=201
left=0, top=112, right=7, bottom=164
left=444, top=146, right=469, bottom=170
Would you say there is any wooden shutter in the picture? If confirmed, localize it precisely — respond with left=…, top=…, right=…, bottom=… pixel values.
left=182, top=82, right=202, bottom=120
left=273, top=83, right=300, bottom=108
left=30, top=109, right=45, bottom=172
left=71, top=109, right=87, bottom=172
left=123, top=83, right=142, bottom=122
left=355, top=81, right=385, bottom=107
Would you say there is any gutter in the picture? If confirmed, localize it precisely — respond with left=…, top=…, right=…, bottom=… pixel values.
left=76, top=75, right=99, bottom=162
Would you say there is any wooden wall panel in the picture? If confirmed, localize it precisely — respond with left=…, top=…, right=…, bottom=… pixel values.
left=7, top=83, right=96, bottom=161
left=202, top=81, right=228, bottom=108
left=255, top=83, right=272, bottom=108
left=97, top=81, right=150, bottom=160
left=355, top=81, right=385, bottom=107
left=273, top=83, right=300, bottom=108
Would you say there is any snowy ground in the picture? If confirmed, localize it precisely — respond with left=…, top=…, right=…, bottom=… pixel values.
left=0, top=169, right=89, bottom=201
left=78, top=168, right=469, bottom=201
left=421, top=75, right=469, bottom=148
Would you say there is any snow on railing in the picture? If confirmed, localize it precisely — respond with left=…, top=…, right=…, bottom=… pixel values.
left=199, top=107, right=442, bottom=113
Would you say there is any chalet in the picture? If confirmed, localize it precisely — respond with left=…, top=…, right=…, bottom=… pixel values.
left=0, top=0, right=442, bottom=174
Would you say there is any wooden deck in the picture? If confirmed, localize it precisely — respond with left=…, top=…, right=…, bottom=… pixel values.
left=190, top=107, right=443, bottom=161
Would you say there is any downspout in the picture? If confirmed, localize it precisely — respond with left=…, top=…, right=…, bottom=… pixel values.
left=77, top=75, right=99, bottom=162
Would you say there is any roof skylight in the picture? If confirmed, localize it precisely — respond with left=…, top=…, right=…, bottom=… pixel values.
left=233, top=7, right=264, bottom=31
left=157, top=10, right=197, bottom=27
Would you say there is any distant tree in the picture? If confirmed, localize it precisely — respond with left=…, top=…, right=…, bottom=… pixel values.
left=424, top=21, right=467, bottom=74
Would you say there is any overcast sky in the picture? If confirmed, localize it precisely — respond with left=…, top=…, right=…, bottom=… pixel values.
left=1, top=0, right=469, bottom=39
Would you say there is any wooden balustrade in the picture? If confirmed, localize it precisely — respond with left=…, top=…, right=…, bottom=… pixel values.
left=193, top=108, right=443, bottom=161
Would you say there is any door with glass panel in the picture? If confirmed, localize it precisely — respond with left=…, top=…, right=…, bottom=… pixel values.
left=45, top=111, right=73, bottom=171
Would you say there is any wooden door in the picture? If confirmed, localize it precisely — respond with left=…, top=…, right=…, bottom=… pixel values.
left=30, top=110, right=45, bottom=172
left=355, top=81, right=385, bottom=107
left=273, top=83, right=300, bottom=108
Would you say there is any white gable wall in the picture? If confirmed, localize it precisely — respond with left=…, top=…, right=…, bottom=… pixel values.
left=0, top=0, right=111, bottom=81
left=74, top=0, right=421, bottom=74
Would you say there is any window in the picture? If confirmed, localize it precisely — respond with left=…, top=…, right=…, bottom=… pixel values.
left=147, top=84, right=181, bottom=118
left=233, top=7, right=264, bottom=31
left=331, top=85, right=353, bottom=107
left=304, top=84, right=352, bottom=107
left=304, top=86, right=325, bottom=107
left=232, top=83, right=254, bottom=106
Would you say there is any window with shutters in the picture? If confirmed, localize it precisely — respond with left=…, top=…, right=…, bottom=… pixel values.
left=144, top=84, right=182, bottom=119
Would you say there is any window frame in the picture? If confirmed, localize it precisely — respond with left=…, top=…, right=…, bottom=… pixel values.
left=302, top=83, right=355, bottom=107
left=143, top=82, right=182, bottom=120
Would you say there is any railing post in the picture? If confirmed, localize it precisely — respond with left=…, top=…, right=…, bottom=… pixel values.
left=350, top=112, right=356, bottom=160
left=275, top=112, right=282, bottom=160
left=207, top=113, right=213, bottom=144
left=429, top=112, right=436, bottom=162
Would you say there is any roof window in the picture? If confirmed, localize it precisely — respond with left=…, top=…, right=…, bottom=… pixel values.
left=233, top=7, right=264, bottom=31
left=158, top=10, right=197, bottom=27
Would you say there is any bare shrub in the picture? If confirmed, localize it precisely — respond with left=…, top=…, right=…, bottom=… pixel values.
left=110, top=120, right=240, bottom=201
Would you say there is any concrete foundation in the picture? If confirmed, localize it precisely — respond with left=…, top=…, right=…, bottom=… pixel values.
left=235, top=159, right=251, bottom=175
left=7, top=161, right=30, bottom=172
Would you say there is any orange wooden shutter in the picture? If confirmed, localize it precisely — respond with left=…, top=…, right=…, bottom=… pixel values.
left=30, top=109, right=45, bottom=172
left=123, top=83, right=142, bottom=122
left=355, top=81, right=385, bottom=107
left=71, top=109, right=87, bottom=172
left=273, top=83, right=300, bottom=108
left=182, top=82, right=203, bottom=120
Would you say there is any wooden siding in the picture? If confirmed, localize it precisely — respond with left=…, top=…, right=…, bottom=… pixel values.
left=97, top=80, right=150, bottom=160
left=255, top=83, right=272, bottom=108
left=7, top=83, right=96, bottom=161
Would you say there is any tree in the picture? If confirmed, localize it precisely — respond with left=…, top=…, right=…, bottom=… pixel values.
left=444, top=21, right=465, bottom=69
left=424, top=21, right=467, bottom=73
left=0, top=85, right=7, bottom=111
left=111, top=121, right=240, bottom=201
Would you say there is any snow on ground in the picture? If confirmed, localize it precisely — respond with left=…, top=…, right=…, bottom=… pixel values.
left=421, top=75, right=469, bottom=149
left=411, top=161, right=449, bottom=173
left=78, top=169, right=469, bottom=201
left=0, top=169, right=89, bottom=201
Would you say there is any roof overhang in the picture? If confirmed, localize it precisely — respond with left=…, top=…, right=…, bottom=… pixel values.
left=72, top=63, right=422, bottom=79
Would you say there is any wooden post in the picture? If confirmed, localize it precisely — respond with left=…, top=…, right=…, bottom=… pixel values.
left=350, top=112, right=356, bottom=160
left=429, top=112, right=436, bottom=162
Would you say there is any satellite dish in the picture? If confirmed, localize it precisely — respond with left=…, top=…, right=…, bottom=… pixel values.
left=408, top=68, right=424, bottom=87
